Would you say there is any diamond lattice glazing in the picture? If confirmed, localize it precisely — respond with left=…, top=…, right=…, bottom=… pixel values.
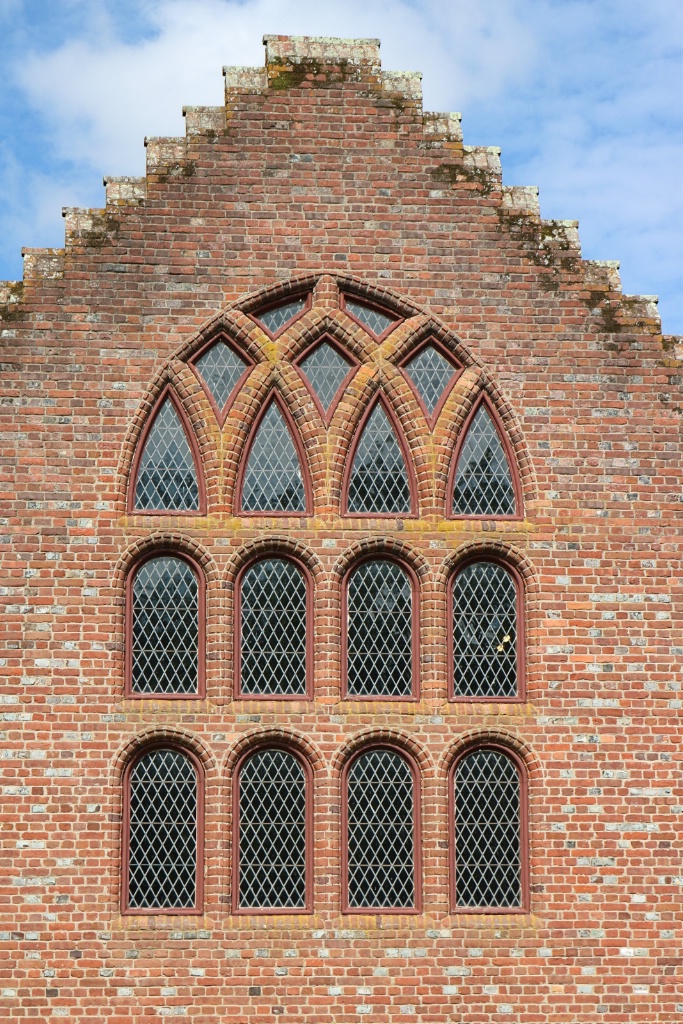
left=238, top=749, right=307, bottom=908
left=241, top=402, right=306, bottom=512
left=131, top=557, right=199, bottom=694
left=134, top=399, right=199, bottom=511
left=347, top=404, right=411, bottom=514
left=453, top=404, right=515, bottom=515
left=347, top=560, right=412, bottom=696
left=195, top=340, right=247, bottom=413
left=240, top=559, right=307, bottom=695
left=299, top=341, right=352, bottom=412
left=454, top=748, right=521, bottom=907
left=404, top=345, right=456, bottom=417
left=347, top=749, right=415, bottom=908
left=128, top=749, right=197, bottom=909
left=345, top=299, right=396, bottom=337
left=452, top=562, right=517, bottom=698
left=257, top=298, right=307, bottom=335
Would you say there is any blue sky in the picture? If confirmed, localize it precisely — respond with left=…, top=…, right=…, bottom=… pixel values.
left=1, top=0, right=682, bottom=333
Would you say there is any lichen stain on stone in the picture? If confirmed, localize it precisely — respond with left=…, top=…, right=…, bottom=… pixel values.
left=267, top=57, right=359, bottom=90
left=0, top=280, right=25, bottom=322
left=79, top=213, right=121, bottom=250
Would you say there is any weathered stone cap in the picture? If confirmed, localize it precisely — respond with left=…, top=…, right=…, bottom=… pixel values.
left=263, top=34, right=381, bottom=66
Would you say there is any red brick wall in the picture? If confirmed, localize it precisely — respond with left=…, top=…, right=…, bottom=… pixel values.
left=1, top=33, right=682, bottom=1023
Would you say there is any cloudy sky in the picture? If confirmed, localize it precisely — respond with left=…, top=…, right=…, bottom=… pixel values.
left=1, top=0, right=682, bottom=333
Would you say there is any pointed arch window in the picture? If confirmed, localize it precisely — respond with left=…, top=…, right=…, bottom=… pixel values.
left=252, top=294, right=309, bottom=338
left=237, top=557, right=310, bottom=697
left=297, top=338, right=354, bottom=419
left=239, top=398, right=309, bottom=514
left=451, top=400, right=517, bottom=516
left=122, top=746, right=202, bottom=913
left=345, top=400, right=413, bottom=515
left=344, top=559, right=417, bottom=698
left=131, top=392, right=202, bottom=512
left=127, top=553, right=204, bottom=698
left=192, top=337, right=249, bottom=422
left=342, top=295, right=400, bottom=339
left=234, top=747, right=311, bottom=911
left=402, top=341, right=460, bottom=422
left=343, top=747, right=419, bottom=911
left=450, top=560, right=521, bottom=700
left=451, top=746, right=527, bottom=910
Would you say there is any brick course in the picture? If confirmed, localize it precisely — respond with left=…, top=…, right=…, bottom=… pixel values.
left=1, top=32, right=682, bottom=1024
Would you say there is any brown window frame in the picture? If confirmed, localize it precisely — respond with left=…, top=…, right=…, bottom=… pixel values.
left=232, top=743, right=314, bottom=914
left=341, top=743, right=422, bottom=915
left=449, top=743, right=529, bottom=914
left=448, top=555, right=526, bottom=704
left=341, top=554, right=420, bottom=701
left=234, top=553, right=314, bottom=701
left=128, top=384, right=206, bottom=516
left=234, top=390, right=313, bottom=517
left=188, top=332, right=254, bottom=428
left=398, top=335, right=464, bottom=429
left=121, top=742, right=205, bottom=916
left=447, top=392, right=523, bottom=520
left=341, top=393, right=418, bottom=518
left=124, top=549, right=206, bottom=700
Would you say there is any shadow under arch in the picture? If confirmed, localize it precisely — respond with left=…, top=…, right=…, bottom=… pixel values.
left=110, top=726, right=217, bottom=788
left=437, top=540, right=539, bottom=594
left=331, top=727, right=434, bottom=779
left=437, top=728, right=543, bottom=784
left=331, top=536, right=430, bottom=582
left=223, top=727, right=327, bottom=780
left=224, top=535, right=325, bottom=590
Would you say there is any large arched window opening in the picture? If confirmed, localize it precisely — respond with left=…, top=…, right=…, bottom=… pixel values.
left=449, top=559, right=523, bottom=701
left=236, top=556, right=311, bottom=698
left=342, top=746, right=420, bottom=912
left=122, top=745, right=203, bottom=913
left=234, top=746, right=311, bottom=911
left=449, top=396, right=520, bottom=518
left=129, top=388, right=204, bottom=514
left=343, top=397, right=415, bottom=516
left=343, top=558, right=418, bottom=699
left=237, top=395, right=311, bottom=515
left=126, top=552, right=204, bottom=698
left=450, top=745, right=528, bottom=911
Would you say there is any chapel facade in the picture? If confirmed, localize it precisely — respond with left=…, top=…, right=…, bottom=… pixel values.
left=1, top=34, right=682, bottom=1024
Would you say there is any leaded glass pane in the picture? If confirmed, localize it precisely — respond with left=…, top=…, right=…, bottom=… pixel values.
left=347, top=404, right=411, bottom=514
left=132, top=557, right=199, bottom=694
left=134, top=398, right=199, bottom=511
left=240, top=559, right=307, bottom=695
left=195, top=340, right=247, bottom=412
left=238, top=749, right=306, bottom=908
left=345, top=298, right=396, bottom=337
left=404, top=344, right=456, bottom=416
left=299, top=341, right=352, bottom=412
left=256, top=297, right=306, bottom=335
left=128, top=749, right=197, bottom=909
left=347, top=750, right=415, bottom=908
left=455, top=749, right=521, bottom=907
left=452, top=562, right=517, bottom=698
left=453, top=405, right=515, bottom=515
left=347, top=561, right=412, bottom=697
left=241, top=402, right=306, bottom=513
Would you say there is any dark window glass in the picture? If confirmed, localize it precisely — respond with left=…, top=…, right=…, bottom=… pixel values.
left=134, top=398, right=199, bottom=511
left=132, top=556, right=199, bottom=694
left=454, top=749, right=521, bottom=907
left=346, top=749, right=415, bottom=908
left=452, top=562, right=517, bottom=698
left=127, top=749, right=197, bottom=909
left=241, top=402, right=306, bottom=512
left=238, top=749, right=307, bottom=908
left=347, top=560, right=412, bottom=697
left=240, top=559, right=307, bottom=695
left=453, top=404, right=515, bottom=515
left=299, top=341, right=352, bottom=412
left=256, top=297, right=306, bottom=335
left=347, top=404, right=411, bottom=514
left=195, top=340, right=247, bottom=412
left=404, top=344, right=456, bottom=417
left=345, top=298, right=397, bottom=337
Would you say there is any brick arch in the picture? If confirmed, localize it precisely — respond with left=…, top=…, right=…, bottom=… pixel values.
left=113, top=532, right=219, bottom=592
left=335, top=272, right=425, bottom=322
left=380, top=314, right=478, bottom=372
left=110, top=726, right=217, bottom=787
left=436, top=540, right=539, bottom=594
left=116, top=370, right=211, bottom=516
left=175, top=309, right=270, bottom=368
left=231, top=271, right=321, bottom=321
left=224, top=535, right=326, bottom=589
left=223, top=727, right=327, bottom=779
left=436, top=729, right=543, bottom=784
left=331, top=537, right=430, bottom=582
left=331, top=728, right=434, bottom=779
left=279, top=311, right=373, bottom=368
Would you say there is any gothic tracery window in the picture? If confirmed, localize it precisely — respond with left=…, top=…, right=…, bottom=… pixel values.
left=452, top=400, right=517, bottom=516
left=132, top=393, right=201, bottom=512
left=346, top=401, right=413, bottom=515
left=240, top=398, right=308, bottom=513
